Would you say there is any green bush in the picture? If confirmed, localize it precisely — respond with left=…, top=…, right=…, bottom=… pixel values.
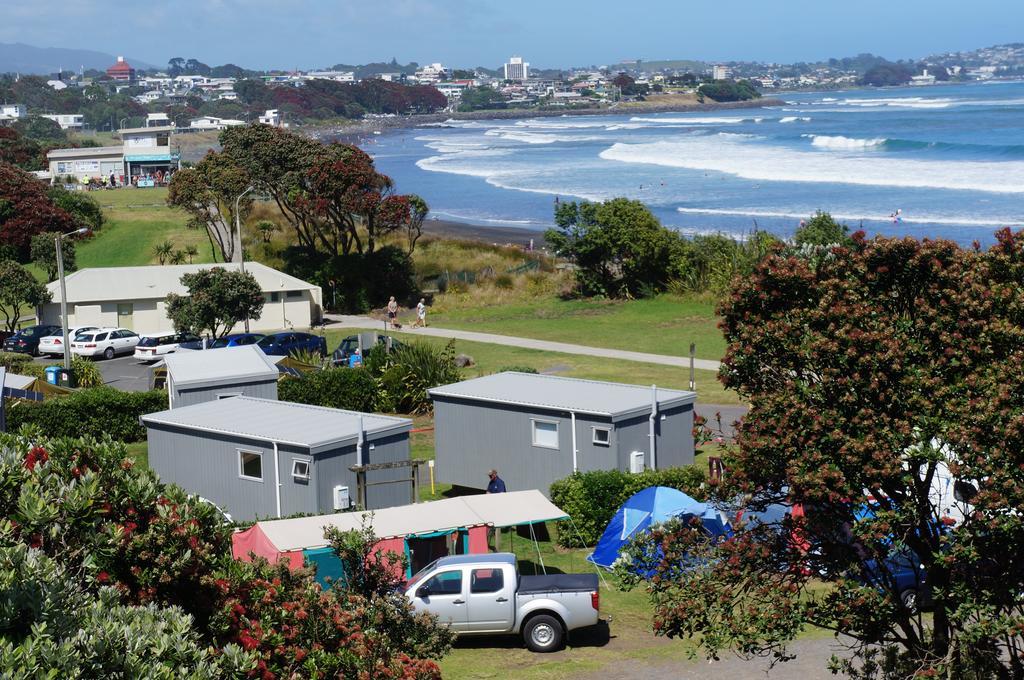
left=0, top=351, right=34, bottom=373
left=496, top=365, right=539, bottom=374
left=6, top=388, right=167, bottom=442
left=549, top=466, right=707, bottom=548
left=371, top=340, right=461, bottom=414
left=278, top=368, right=377, bottom=411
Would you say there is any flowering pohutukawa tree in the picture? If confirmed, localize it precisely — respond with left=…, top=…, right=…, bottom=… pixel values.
left=617, top=230, right=1024, bottom=678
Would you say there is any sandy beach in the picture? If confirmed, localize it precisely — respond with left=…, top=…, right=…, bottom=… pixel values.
left=421, top=218, right=547, bottom=249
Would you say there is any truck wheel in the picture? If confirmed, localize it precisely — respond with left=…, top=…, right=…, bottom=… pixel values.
left=524, top=614, right=563, bottom=653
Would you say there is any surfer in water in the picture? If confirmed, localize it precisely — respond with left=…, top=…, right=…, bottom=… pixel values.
left=890, top=208, right=903, bottom=224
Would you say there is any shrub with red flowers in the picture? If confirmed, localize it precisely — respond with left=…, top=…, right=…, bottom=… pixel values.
left=0, top=432, right=452, bottom=678
left=619, top=231, right=1024, bottom=679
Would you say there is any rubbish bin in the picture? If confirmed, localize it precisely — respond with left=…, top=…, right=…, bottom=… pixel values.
left=44, top=366, right=75, bottom=388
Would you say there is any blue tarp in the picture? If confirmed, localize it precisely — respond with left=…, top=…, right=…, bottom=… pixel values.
left=588, top=486, right=730, bottom=569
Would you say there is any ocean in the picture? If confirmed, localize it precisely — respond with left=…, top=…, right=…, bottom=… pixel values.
left=366, top=81, right=1024, bottom=246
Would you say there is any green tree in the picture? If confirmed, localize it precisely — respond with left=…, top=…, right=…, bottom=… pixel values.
left=11, top=115, right=66, bottom=143
left=457, top=86, right=506, bottom=111
left=793, top=210, right=853, bottom=247
left=545, top=198, right=678, bottom=298
left=696, top=79, right=761, bottom=102
left=47, top=185, right=104, bottom=232
left=169, top=250, right=186, bottom=265
left=166, top=151, right=251, bottom=263
left=620, top=229, right=1024, bottom=678
left=165, top=267, right=264, bottom=338
left=30, top=231, right=76, bottom=282
left=184, top=244, right=199, bottom=263
left=0, top=259, right=51, bottom=332
left=152, top=239, right=173, bottom=265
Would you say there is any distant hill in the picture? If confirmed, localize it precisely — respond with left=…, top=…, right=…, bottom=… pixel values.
left=0, top=42, right=157, bottom=75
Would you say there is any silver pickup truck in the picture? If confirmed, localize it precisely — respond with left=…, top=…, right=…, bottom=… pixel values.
left=404, top=553, right=601, bottom=652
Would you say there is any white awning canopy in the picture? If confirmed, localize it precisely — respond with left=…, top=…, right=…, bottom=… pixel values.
left=255, top=490, right=568, bottom=553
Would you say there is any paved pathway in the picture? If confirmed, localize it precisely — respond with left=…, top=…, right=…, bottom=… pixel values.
left=324, top=314, right=723, bottom=372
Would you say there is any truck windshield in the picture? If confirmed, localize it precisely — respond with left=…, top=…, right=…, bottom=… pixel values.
left=406, top=559, right=440, bottom=588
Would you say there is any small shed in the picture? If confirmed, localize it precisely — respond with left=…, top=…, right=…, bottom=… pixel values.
left=141, top=396, right=413, bottom=521
left=231, top=489, right=569, bottom=584
left=429, top=372, right=698, bottom=495
left=164, top=345, right=280, bottom=409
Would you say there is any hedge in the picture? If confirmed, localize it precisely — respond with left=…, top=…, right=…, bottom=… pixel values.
left=549, top=466, right=707, bottom=548
left=277, top=368, right=377, bottom=412
left=6, top=388, right=167, bottom=442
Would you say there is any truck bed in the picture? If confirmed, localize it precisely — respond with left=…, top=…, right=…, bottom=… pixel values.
left=518, top=573, right=599, bottom=595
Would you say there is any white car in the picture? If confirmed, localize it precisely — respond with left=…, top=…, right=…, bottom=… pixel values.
left=38, top=326, right=100, bottom=356
left=133, top=331, right=202, bottom=362
left=71, top=328, right=141, bottom=359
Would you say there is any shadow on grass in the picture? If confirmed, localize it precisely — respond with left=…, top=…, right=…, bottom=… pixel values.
left=452, top=620, right=612, bottom=651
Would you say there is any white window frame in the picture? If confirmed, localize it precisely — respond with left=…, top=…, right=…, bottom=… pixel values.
left=291, top=458, right=311, bottom=481
left=531, top=418, right=559, bottom=450
left=238, top=449, right=263, bottom=482
left=592, top=426, right=611, bottom=446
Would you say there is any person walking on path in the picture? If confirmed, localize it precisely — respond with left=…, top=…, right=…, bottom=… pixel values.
left=486, top=469, right=506, bottom=494
left=414, top=298, right=427, bottom=328
left=386, top=296, right=399, bottom=330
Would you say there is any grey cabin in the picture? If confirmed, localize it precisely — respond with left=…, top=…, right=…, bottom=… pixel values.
left=141, top=396, right=413, bottom=521
left=164, top=345, right=279, bottom=409
left=428, top=372, right=697, bottom=496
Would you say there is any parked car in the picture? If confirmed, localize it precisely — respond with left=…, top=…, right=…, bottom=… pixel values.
left=405, top=553, right=600, bottom=653
left=133, top=331, right=203, bottom=361
left=71, top=328, right=141, bottom=359
left=38, top=326, right=100, bottom=357
left=178, top=333, right=265, bottom=351
left=331, top=334, right=405, bottom=366
left=256, top=331, right=327, bottom=357
left=861, top=548, right=932, bottom=613
left=3, top=325, right=63, bottom=356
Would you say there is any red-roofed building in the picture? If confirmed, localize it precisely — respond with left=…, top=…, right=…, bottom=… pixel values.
left=106, top=56, right=136, bottom=83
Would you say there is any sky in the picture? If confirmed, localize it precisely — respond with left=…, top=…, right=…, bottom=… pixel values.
left=3, top=0, right=1022, bottom=70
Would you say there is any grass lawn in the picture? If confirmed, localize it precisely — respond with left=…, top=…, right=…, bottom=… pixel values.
left=77, top=187, right=217, bottom=269
left=323, top=327, right=742, bottom=406
left=428, top=294, right=727, bottom=363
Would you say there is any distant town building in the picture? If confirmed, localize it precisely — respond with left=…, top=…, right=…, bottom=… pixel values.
left=146, top=113, right=171, bottom=127
left=712, top=65, right=733, bottom=80
left=0, top=104, right=27, bottom=122
left=258, top=109, right=286, bottom=127
left=305, top=70, right=355, bottom=82
left=910, top=69, right=937, bottom=86
left=414, top=63, right=448, bottom=83
left=189, top=116, right=245, bottom=131
left=41, top=114, right=84, bottom=130
left=47, top=79, right=68, bottom=91
left=106, top=56, right=136, bottom=83
left=504, top=56, right=529, bottom=81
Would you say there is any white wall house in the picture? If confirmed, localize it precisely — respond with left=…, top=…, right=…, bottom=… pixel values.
left=40, top=263, right=323, bottom=335
left=0, top=104, right=27, bottom=122
left=41, top=114, right=84, bottom=130
left=189, top=116, right=244, bottom=131
left=258, top=109, right=286, bottom=127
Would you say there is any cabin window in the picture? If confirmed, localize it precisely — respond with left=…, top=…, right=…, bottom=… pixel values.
left=592, top=427, right=611, bottom=446
left=531, top=419, right=559, bottom=449
left=292, top=459, right=311, bottom=481
left=471, top=568, right=504, bottom=594
left=238, top=450, right=263, bottom=481
left=286, top=290, right=303, bottom=299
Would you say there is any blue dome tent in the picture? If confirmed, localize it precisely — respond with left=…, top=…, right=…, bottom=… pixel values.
left=588, top=486, right=730, bottom=569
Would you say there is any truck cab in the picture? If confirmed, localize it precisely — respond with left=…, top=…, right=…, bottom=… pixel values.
left=405, top=553, right=601, bottom=652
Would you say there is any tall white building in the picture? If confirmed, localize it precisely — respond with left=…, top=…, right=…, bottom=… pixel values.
left=712, top=65, right=733, bottom=80
left=503, top=56, right=529, bottom=81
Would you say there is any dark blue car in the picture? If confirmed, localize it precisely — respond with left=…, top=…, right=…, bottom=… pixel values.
left=257, top=331, right=327, bottom=357
left=862, top=548, right=931, bottom=612
left=178, top=333, right=265, bottom=351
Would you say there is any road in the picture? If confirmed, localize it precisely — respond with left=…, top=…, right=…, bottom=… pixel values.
left=325, top=315, right=723, bottom=372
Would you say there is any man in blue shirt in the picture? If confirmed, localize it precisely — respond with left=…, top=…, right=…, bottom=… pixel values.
left=486, top=469, right=506, bottom=494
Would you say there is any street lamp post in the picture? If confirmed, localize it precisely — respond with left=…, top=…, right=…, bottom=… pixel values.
left=56, top=228, right=90, bottom=372
left=234, top=186, right=254, bottom=332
